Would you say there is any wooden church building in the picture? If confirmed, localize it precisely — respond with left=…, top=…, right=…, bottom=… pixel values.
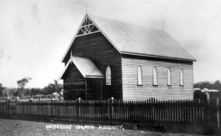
left=60, top=14, right=195, bottom=101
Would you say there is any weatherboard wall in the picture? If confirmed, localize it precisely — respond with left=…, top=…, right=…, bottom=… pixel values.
left=64, top=32, right=122, bottom=100
left=121, top=57, right=194, bottom=101
left=62, top=63, right=86, bottom=100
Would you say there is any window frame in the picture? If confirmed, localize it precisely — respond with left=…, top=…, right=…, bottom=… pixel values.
left=167, top=68, right=172, bottom=86
left=137, top=65, right=143, bottom=86
left=179, top=68, right=184, bottom=86
left=105, top=66, right=111, bottom=86
left=153, top=67, right=158, bottom=86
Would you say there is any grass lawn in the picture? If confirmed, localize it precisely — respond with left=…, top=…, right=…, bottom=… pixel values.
left=0, top=119, right=205, bottom=136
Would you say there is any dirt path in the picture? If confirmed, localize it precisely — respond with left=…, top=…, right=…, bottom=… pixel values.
left=0, top=119, right=204, bottom=136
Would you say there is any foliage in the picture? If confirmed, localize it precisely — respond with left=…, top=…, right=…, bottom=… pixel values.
left=30, top=88, right=42, bottom=96
left=0, top=83, right=5, bottom=96
left=2, top=88, right=18, bottom=97
left=1, top=79, right=63, bottom=97
left=41, top=80, right=63, bottom=95
left=194, top=80, right=221, bottom=91
left=17, top=77, right=32, bottom=97
left=17, top=77, right=32, bottom=89
left=22, top=88, right=41, bottom=96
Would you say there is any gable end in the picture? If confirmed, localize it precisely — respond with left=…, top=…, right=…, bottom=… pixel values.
left=61, top=14, right=121, bottom=63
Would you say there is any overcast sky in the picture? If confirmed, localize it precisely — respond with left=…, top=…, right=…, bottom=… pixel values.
left=0, top=0, right=221, bottom=88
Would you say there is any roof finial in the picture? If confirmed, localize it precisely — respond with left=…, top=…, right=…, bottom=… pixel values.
left=85, top=0, right=87, bottom=15
left=162, top=7, right=167, bottom=32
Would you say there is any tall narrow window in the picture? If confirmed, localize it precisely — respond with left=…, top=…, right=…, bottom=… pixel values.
left=137, top=66, right=143, bottom=86
left=180, top=68, right=184, bottom=86
left=106, top=66, right=111, bottom=85
left=167, top=68, right=171, bottom=86
left=153, top=67, right=158, bottom=86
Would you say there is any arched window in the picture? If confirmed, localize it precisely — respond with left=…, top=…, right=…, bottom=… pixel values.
left=167, top=68, right=171, bottom=86
left=137, top=66, right=143, bottom=85
left=180, top=68, right=184, bottom=86
left=105, top=66, right=111, bottom=85
left=153, top=67, right=158, bottom=86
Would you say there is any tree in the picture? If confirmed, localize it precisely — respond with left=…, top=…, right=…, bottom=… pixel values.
left=194, top=80, right=221, bottom=91
left=0, top=83, right=4, bottom=97
left=2, top=88, right=18, bottom=97
left=17, top=77, right=32, bottom=97
left=30, top=88, right=41, bottom=96
left=42, top=80, right=63, bottom=95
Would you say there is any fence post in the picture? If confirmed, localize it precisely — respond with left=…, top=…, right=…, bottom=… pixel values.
left=6, top=97, right=10, bottom=116
left=216, top=98, right=220, bottom=129
left=78, top=97, right=81, bottom=121
left=111, top=97, right=114, bottom=121
left=51, top=99, right=53, bottom=119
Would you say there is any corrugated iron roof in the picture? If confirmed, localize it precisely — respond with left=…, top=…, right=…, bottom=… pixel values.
left=89, top=15, right=195, bottom=61
left=60, top=56, right=103, bottom=79
left=62, top=14, right=195, bottom=62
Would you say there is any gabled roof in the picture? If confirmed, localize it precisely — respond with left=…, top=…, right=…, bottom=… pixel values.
left=62, top=14, right=195, bottom=62
left=60, top=56, right=103, bottom=79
